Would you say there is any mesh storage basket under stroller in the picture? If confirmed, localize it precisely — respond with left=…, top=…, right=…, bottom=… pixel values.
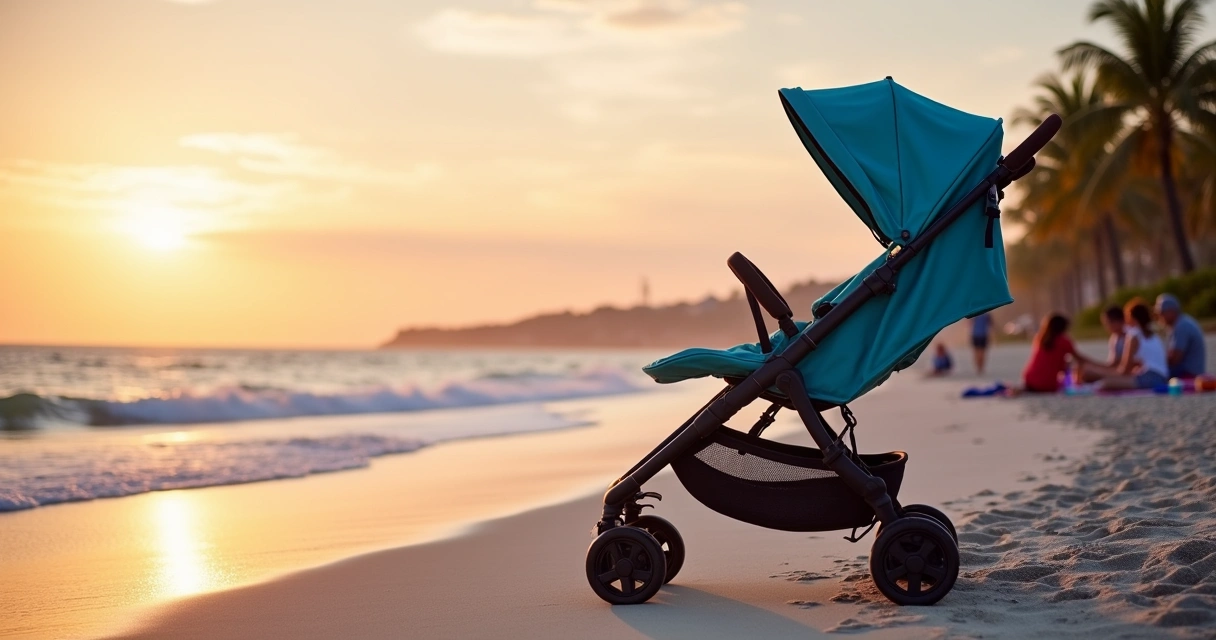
left=671, top=426, right=906, bottom=532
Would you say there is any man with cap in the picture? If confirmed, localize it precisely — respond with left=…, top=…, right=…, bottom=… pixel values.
left=1156, top=293, right=1206, bottom=378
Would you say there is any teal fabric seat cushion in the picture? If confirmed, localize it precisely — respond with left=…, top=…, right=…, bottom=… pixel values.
left=643, top=324, right=807, bottom=384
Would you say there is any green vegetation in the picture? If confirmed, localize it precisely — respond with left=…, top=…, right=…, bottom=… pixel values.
left=1076, top=267, right=1216, bottom=325
left=1006, top=0, right=1216, bottom=318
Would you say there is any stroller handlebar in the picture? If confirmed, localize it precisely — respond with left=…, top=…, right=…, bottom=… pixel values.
left=727, top=252, right=799, bottom=337
left=1002, top=113, right=1061, bottom=174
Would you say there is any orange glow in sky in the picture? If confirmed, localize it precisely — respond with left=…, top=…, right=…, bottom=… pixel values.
left=2, top=0, right=1213, bottom=348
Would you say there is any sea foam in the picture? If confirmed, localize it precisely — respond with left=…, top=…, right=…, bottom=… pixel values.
left=1, top=369, right=639, bottom=428
left=0, top=368, right=644, bottom=511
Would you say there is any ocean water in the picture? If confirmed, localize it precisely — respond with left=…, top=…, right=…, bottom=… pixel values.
left=0, top=345, right=658, bottom=512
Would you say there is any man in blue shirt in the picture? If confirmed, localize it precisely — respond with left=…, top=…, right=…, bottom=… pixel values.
left=1156, top=294, right=1206, bottom=378
left=970, top=312, right=992, bottom=375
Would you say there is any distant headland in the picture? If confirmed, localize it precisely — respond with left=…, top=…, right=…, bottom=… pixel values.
left=380, top=280, right=838, bottom=349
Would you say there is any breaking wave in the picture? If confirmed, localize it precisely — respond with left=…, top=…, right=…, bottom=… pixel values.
left=0, top=369, right=640, bottom=429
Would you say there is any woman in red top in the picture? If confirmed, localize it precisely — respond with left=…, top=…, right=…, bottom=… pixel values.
left=1021, top=314, right=1092, bottom=393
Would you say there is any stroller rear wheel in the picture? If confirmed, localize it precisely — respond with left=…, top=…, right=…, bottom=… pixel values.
left=586, top=526, right=667, bottom=605
left=869, top=517, right=958, bottom=606
left=899, top=503, right=958, bottom=543
left=628, top=515, right=685, bottom=583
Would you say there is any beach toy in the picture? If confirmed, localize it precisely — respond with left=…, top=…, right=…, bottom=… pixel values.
left=1168, top=378, right=1185, bottom=396
left=587, top=79, right=1060, bottom=608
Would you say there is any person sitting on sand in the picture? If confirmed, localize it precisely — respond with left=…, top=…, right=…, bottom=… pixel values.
left=1156, top=293, right=1207, bottom=379
left=1082, top=304, right=1169, bottom=390
left=927, top=343, right=953, bottom=376
left=1079, top=306, right=1127, bottom=383
left=1021, top=314, right=1092, bottom=393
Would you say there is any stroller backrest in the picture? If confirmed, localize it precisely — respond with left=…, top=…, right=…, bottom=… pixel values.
left=778, top=79, right=1009, bottom=404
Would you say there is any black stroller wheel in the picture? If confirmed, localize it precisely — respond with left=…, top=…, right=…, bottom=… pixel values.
left=899, top=504, right=958, bottom=543
left=586, top=526, right=667, bottom=605
left=869, top=517, right=958, bottom=606
left=628, top=515, right=685, bottom=584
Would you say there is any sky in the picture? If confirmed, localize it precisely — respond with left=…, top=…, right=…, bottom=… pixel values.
left=2, top=0, right=1215, bottom=348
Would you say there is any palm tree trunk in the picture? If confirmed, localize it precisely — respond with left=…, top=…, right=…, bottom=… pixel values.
left=1157, top=114, right=1196, bottom=273
left=1103, top=213, right=1126, bottom=289
left=1074, top=265, right=1084, bottom=313
left=1093, top=226, right=1109, bottom=301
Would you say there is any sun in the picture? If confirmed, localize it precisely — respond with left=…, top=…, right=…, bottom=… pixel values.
left=121, top=203, right=191, bottom=252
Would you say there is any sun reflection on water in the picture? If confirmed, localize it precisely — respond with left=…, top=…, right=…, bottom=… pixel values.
left=150, top=493, right=216, bottom=598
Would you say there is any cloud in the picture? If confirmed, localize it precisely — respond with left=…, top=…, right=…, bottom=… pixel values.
left=595, top=0, right=746, bottom=35
left=414, top=0, right=747, bottom=57
left=979, top=46, right=1025, bottom=67
left=414, top=2, right=746, bottom=123
left=414, top=9, right=592, bottom=57
left=179, top=133, right=442, bottom=188
left=0, top=134, right=439, bottom=234
left=0, top=159, right=306, bottom=240
left=0, top=160, right=291, bottom=216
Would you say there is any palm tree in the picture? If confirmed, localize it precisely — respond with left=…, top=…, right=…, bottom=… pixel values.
left=1010, top=72, right=1127, bottom=294
left=1060, top=0, right=1216, bottom=273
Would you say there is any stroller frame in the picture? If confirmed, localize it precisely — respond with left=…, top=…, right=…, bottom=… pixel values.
left=585, top=113, right=1060, bottom=607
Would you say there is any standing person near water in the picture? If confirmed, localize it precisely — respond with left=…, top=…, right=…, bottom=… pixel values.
left=970, top=312, right=992, bottom=375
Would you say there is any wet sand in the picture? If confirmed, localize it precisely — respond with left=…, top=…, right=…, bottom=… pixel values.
left=108, top=343, right=1117, bottom=639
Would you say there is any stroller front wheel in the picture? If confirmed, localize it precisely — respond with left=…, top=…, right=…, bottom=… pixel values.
left=869, top=517, right=959, bottom=606
left=586, top=526, right=667, bottom=605
left=628, top=515, right=685, bottom=583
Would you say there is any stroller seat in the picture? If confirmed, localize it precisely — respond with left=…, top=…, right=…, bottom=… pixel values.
left=643, top=345, right=767, bottom=384
left=644, top=318, right=808, bottom=383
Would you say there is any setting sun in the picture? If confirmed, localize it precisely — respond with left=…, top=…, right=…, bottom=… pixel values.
left=120, top=203, right=191, bottom=252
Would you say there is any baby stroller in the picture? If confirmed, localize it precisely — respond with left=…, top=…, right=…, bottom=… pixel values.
left=585, top=78, right=1059, bottom=607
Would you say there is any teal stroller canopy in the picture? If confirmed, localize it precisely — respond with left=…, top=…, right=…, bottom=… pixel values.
left=644, top=78, right=1011, bottom=404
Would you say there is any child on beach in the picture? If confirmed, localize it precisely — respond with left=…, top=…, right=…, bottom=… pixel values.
left=927, top=343, right=953, bottom=376
left=1081, top=304, right=1170, bottom=390
left=1021, top=314, right=1091, bottom=393
left=1079, top=305, right=1127, bottom=383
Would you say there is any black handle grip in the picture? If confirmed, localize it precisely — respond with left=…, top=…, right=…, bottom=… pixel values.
left=1003, top=113, right=1061, bottom=173
left=728, top=252, right=797, bottom=336
left=1009, top=157, right=1036, bottom=183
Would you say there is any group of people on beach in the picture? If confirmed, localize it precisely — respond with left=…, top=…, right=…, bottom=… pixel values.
left=1021, top=294, right=1207, bottom=393
left=935, top=294, right=1208, bottom=394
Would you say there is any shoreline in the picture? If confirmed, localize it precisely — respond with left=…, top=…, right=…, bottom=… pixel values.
left=107, top=347, right=1106, bottom=640
left=11, top=341, right=1215, bottom=638
left=0, top=382, right=717, bottom=640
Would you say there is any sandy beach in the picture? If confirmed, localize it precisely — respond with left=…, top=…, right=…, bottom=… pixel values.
left=6, top=340, right=1216, bottom=639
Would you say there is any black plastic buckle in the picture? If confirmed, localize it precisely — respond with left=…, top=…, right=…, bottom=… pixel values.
left=984, top=185, right=1001, bottom=249
left=747, top=404, right=781, bottom=437
left=862, top=264, right=897, bottom=296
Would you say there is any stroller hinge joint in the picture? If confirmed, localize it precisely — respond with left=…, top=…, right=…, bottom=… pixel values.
left=822, top=441, right=846, bottom=465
